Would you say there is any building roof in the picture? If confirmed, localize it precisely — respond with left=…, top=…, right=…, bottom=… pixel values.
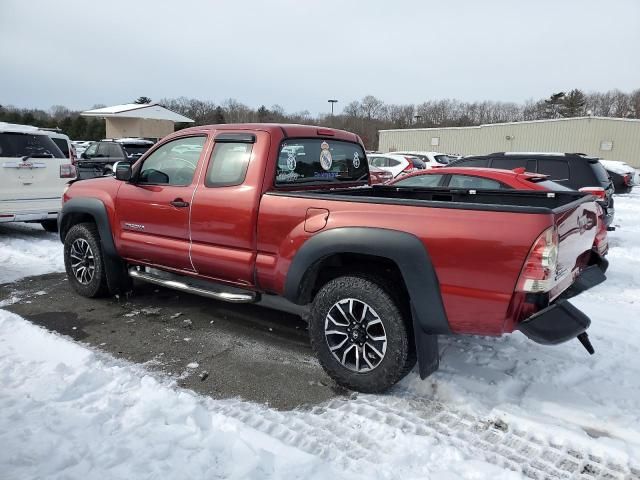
left=81, top=103, right=194, bottom=123
left=379, top=116, right=640, bottom=133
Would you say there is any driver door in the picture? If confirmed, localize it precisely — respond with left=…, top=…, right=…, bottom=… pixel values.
left=114, top=135, right=208, bottom=271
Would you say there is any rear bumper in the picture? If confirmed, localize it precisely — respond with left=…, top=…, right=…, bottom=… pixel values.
left=0, top=198, right=61, bottom=223
left=518, top=262, right=606, bottom=345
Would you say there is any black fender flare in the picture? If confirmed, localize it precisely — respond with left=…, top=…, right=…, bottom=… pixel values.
left=59, top=197, right=129, bottom=293
left=284, top=227, right=450, bottom=378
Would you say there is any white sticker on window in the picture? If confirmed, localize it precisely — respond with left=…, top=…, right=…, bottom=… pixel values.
left=353, top=151, right=360, bottom=169
left=320, top=141, right=333, bottom=171
left=286, top=152, right=297, bottom=171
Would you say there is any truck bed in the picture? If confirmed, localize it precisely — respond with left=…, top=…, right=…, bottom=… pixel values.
left=271, top=186, right=590, bottom=214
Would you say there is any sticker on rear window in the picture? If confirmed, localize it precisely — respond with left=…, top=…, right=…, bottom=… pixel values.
left=286, top=151, right=296, bottom=171
left=320, top=141, right=332, bottom=171
left=353, top=151, right=360, bottom=169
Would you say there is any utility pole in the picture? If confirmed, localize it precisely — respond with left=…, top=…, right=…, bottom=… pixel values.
left=328, top=99, right=338, bottom=115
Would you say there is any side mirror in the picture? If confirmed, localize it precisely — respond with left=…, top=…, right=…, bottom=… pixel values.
left=114, top=162, right=132, bottom=181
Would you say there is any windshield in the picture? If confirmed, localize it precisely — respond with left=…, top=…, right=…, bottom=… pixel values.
left=527, top=179, right=573, bottom=191
left=0, top=132, right=65, bottom=158
left=275, top=138, right=368, bottom=185
left=122, top=144, right=152, bottom=157
left=434, top=154, right=454, bottom=165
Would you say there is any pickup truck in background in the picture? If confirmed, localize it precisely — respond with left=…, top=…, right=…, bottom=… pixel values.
left=58, top=124, right=607, bottom=392
left=77, top=138, right=154, bottom=178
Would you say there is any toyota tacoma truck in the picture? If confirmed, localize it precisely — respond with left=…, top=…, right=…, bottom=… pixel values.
left=59, top=124, right=607, bottom=392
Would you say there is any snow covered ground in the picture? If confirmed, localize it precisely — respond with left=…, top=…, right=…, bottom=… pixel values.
left=1, top=194, right=640, bottom=479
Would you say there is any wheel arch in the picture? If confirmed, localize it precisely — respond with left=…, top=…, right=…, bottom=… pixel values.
left=284, top=227, right=449, bottom=378
left=59, top=197, right=128, bottom=293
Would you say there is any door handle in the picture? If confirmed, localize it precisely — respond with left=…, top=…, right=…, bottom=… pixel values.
left=170, top=199, right=189, bottom=208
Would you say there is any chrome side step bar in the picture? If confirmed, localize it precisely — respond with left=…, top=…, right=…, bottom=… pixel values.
left=128, top=267, right=257, bottom=303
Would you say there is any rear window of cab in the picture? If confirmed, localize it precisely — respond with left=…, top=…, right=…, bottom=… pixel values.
left=275, top=138, right=368, bottom=185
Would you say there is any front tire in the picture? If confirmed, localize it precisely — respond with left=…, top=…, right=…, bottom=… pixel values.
left=309, top=275, right=414, bottom=393
left=63, top=223, right=109, bottom=297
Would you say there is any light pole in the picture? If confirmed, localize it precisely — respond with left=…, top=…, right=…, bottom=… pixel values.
left=328, top=99, right=338, bottom=115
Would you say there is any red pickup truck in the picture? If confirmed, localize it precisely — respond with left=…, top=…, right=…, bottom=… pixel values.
left=59, top=124, right=607, bottom=392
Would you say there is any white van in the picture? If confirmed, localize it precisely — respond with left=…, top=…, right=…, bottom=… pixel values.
left=0, top=122, right=76, bottom=232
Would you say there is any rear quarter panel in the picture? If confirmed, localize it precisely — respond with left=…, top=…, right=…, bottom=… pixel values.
left=256, top=194, right=553, bottom=335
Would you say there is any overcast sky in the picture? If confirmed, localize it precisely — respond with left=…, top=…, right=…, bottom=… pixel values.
left=1, top=0, right=638, bottom=116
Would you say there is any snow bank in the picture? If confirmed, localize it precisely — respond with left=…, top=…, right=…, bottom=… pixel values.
left=0, top=310, right=514, bottom=479
left=0, top=223, right=64, bottom=284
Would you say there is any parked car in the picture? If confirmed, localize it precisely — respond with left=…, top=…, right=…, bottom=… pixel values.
left=368, top=153, right=425, bottom=178
left=0, top=122, right=76, bottom=232
left=59, top=124, right=607, bottom=393
left=72, top=140, right=93, bottom=158
left=391, top=151, right=458, bottom=168
left=449, top=152, right=616, bottom=227
left=77, top=138, right=154, bottom=178
left=599, top=159, right=639, bottom=194
left=369, top=165, right=393, bottom=184
left=389, top=167, right=608, bottom=256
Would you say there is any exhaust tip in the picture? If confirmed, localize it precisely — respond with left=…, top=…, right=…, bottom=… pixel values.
left=577, top=332, right=595, bottom=355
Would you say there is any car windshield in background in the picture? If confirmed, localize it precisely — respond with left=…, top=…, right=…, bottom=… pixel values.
left=435, top=155, right=454, bottom=164
left=526, top=179, right=573, bottom=191
left=0, top=132, right=65, bottom=158
left=409, top=157, right=425, bottom=168
left=122, top=144, right=152, bottom=157
left=275, top=138, right=368, bottom=184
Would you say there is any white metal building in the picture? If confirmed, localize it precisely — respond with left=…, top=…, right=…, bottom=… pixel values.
left=379, top=116, right=640, bottom=167
left=81, top=103, right=194, bottom=141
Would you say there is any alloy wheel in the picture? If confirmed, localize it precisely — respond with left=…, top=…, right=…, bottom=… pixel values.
left=324, top=298, right=388, bottom=372
left=69, top=238, right=95, bottom=285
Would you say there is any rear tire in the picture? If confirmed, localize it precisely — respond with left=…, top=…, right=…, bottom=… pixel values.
left=309, top=275, right=415, bottom=393
left=63, top=223, right=109, bottom=297
left=40, top=219, right=58, bottom=233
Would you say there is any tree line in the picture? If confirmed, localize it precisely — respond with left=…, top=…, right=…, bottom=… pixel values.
left=1, top=88, right=638, bottom=148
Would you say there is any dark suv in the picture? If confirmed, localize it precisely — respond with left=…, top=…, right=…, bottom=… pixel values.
left=449, top=152, right=615, bottom=226
left=77, top=138, right=154, bottom=179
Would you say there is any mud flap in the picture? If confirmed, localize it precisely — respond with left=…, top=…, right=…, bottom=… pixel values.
left=412, top=305, right=440, bottom=379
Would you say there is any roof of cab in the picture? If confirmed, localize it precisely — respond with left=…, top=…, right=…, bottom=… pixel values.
left=171, top=123, right=361, bottom=143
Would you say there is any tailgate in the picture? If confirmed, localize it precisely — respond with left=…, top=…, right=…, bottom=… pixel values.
left=550, top=198, right=599, bottom=299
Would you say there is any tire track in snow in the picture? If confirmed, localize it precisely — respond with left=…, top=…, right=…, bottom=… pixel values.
left=215, top=393, right=640, bottom=479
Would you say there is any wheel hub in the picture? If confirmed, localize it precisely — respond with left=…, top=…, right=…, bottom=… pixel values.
left=69, top=238, right=96, bottom=285
left=324, top=298, right=388, bottom=373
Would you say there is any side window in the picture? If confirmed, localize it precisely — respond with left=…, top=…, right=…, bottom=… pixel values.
left=394, top=174, right=444, bottom=187
left=537, top=159, right=569, bottom=181
left=205, top=142, right=253, bottom=187
left=449, top=175, right=504, bottom=189
left=387, top=158, right=401, bottom=167
left=456, top=158, right=489, bottom=168
left=96, top=143, right=110, bottom=158
left=106, top=143, right=124, bottom=158
left=138, top=136, right=206, bottom=186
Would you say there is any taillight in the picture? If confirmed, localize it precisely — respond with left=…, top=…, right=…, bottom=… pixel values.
left=578, top=187, right=606, bottom=200
left=60, top=164, right=76, bottom=178
left=70, top=146, right=77, bottom=165
left=623, top=174, right=632, bottom=186
left=516, top=226, right=559, bottom=292
left=403, top=162, right=414, bottom=172
left=593, top=204, right=609, bottom=255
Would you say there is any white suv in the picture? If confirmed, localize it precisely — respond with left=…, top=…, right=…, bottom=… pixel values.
left=0, top=122, right=76, bottom=232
